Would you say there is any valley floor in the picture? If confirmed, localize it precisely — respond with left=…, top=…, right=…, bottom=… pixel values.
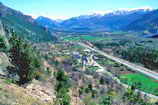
left=1, top=40, right=158, bottom=105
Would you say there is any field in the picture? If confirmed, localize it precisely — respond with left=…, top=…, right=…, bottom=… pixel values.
left=120, top=73, right=158, bottom=96
left=96, top=54, right=158, bottom=96
left=87, top=66, right=100, bottom=71
left=62, top=35, right=111, bottom=41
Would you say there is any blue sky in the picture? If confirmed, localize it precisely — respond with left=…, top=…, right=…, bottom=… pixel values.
left=0, top=0, right=158, bottom=19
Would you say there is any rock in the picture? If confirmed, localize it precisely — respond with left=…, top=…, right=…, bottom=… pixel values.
left=25, top=82, right=55, bottom=102
left=0, top=52, right=10, bottom=66
left=0, top=52, right=11, bottom=76
left=0, top=20, right=5, bottom=36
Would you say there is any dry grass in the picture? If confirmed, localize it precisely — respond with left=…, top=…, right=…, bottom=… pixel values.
left=0, top=79, right=54, bottom=105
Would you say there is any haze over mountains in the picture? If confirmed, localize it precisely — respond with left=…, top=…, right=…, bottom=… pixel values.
left=36, top=8, right=158, bottom=34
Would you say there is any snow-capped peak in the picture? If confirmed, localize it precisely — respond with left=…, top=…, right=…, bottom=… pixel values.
left=62, top=7, right=154, bottom=20
left=123, top=7, right=153, bottom=11
left=90, top=7, right=153, bottom=16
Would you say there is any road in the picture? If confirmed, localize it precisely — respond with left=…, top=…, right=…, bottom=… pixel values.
left=144, top=33, right=158, bottom=38
left=78, top=43, right=158, bottom=80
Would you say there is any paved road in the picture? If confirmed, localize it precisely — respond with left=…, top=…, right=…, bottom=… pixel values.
left=78, top=43, right=158, bottom=80
left=144, top=33, right=158, bottom=38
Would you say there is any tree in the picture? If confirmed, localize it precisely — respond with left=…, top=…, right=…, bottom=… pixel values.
left=100, top=77, right=105, bottom=85
left=55, top=70, right=71, bottom=92
left=55, top=70, right=71, bottom=105
left=57, top=88, right=71, bottom=105
left=0, top=35, right=7, bottom=51
left=99, top=95, right=112, bottom=105
left=8, top=34, right=42, bottom=85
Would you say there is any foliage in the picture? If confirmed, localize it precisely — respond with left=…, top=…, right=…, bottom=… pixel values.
left=1, top=14, right=56, bottom=42
left=1, top=2, right=57, bottom=42
left=55, top=70, right=71, bottom=105
left=99, top=95, right=112, bottom=105
left=83, top=95, right=97, bottom=105
left=4, top=79, right=13, bottom=84
left=8, top=34, right=42, bottom=85
left=0, top=35, right=7, bottom=52
left=120, top=47, right=158, bottom=70
left=100, top=77, right=105, bottom=85
left=122, top=87, right=153, bottom=105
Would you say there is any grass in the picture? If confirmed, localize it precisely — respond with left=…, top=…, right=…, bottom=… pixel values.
left=97, top=58, right=118, bottom=67
left=69, top=45, right=85, bottom=51
left=63, top=35, right=111, bottom=42
left=87, top=66, right=100, bottom=71
left=120, top=73, right=158, bottom=96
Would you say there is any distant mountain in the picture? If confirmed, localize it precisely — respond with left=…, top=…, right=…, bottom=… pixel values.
left=35, top=16, right=61, bottom=30
left=36, top=8, right=153, bottom=33
left=0, top=2, right=56, bottom=42
left=125, top=9, right=158, bottom=33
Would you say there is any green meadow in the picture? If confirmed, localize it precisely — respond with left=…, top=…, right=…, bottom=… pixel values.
left=63, top=35, right=111, bottom=41
left=120, top=73, right=158, bottom=96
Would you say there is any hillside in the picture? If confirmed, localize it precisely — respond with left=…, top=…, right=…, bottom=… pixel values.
left=0, top=2, right=56, bottom=42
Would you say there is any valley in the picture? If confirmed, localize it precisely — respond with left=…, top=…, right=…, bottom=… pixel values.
left=0, top=1, right=158, bottom=105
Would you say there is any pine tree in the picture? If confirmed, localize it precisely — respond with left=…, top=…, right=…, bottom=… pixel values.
left=8, top=34, right=42, bottom=85
left=55, top=70, right=71, bottom=105
left=0, top=35, right=7, bottom=51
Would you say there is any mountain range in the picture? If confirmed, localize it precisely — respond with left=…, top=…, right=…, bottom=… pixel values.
left=36, top=8, right=158, bottom=34
left=126, top=10, right=158, bottom=33
left=0, top=1, right=158, bottom=40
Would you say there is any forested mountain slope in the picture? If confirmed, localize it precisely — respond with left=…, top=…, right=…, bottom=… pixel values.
left=0, top=2, right=56, bottom=42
